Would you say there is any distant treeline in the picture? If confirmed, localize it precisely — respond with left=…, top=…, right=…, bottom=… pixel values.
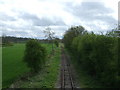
left=1, top=36, right=31, bottom=43
left=1, top=36, right=61, bottom=45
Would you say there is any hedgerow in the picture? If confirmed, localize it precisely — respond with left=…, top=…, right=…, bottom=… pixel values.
left=63, top=26, right=119, bottom=87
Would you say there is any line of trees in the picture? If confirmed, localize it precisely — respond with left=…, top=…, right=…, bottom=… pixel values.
left=63, top=25, right=120, bottom=87
left=1, top=35, right=60, bottom=46
left=2, top=35, right=31, bottom=43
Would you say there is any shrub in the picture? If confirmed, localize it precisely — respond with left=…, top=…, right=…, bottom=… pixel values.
left=23, top=39, right=47, bottom=73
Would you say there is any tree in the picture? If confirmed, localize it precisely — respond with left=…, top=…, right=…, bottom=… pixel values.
left=44, top=27, right=55, bottom=52
left=23, top=39, right=47, bottom=73
left=63, top=25, right=85, bottom=50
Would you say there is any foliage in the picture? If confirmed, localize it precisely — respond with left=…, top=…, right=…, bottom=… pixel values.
left=2, top=43, right=54, bottom=88
left=23, top=39, right=47, bottom=73
left=63, top=26, right=119, bottom=87
left=63, top=25, right=85, bottom=50
left=19, top=47, right=61, bottom=88
left=2, top=35, right=31, bottom=43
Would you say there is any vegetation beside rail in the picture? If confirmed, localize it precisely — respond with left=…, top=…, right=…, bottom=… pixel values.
left=63, top=25, right=120, bottom=87
left=2, top=42, right=58, bottom=88
left=14, top=45, right=61, bottom=88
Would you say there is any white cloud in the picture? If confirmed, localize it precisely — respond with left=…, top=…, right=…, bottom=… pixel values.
left=0, top=0, right=118, bottom=38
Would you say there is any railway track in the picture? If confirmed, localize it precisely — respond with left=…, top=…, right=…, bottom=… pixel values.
left=60, top=48, right=75, bottom=89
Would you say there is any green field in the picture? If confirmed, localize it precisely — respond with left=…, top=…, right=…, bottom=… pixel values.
left=2, top=43, right=29, bottom=88
left=2, top=43, right=54, bottom=88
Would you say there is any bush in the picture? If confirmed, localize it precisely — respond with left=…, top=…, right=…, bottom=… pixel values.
left=23, top=39, right=47, bottom=73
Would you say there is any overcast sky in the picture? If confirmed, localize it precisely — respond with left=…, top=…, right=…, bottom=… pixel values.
left=0, top=0, right=119, bottom=39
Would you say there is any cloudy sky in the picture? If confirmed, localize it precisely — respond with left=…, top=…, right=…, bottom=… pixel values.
left=0, top=0, right=119, bottom=39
